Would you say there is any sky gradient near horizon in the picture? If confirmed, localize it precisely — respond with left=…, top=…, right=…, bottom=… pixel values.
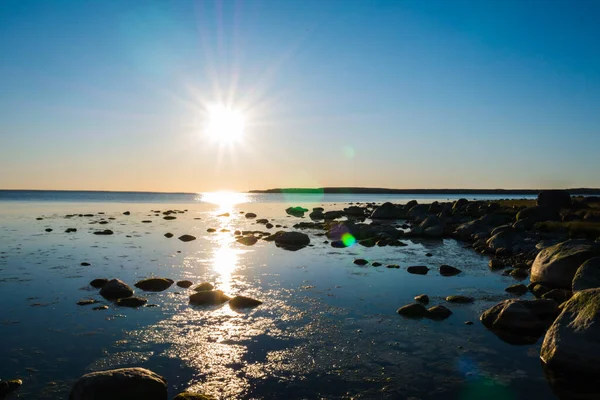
left=1, top=0, right=599, bottom=192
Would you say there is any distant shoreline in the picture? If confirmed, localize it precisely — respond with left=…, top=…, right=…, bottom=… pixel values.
left=249, top=187, right=600, bottom=195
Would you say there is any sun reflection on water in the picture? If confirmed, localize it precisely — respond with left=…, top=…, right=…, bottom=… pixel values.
left=200, top=191, right=250, bottom=212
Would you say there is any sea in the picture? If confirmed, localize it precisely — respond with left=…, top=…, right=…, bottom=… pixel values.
left=0, top=190, right=562, bottom=399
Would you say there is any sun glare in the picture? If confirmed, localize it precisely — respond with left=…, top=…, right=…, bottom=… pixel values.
left=201, top=191, right=249, bottom=211
left=205, top=104, right=245, bottom=144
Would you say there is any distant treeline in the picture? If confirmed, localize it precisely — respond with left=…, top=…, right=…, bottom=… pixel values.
left=249, top=187, right=600, bottom=195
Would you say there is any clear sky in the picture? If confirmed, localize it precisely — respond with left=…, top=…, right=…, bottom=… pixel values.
left=1, top=0, right=599, bottom=192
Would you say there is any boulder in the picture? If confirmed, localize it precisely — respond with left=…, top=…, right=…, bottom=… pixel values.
left=505, top=284, right=528, bottom=295
left=531, top=239, right=600, bottom=289
left=176, top=280, right=193, bottom=288
left=164, top=233, right=173, bottom=238
left=439, top=265, right=462, bottom=276
left=228, top=295, right=263, bottom=309
left=354, top=259, right=369, bottom=266
left=245, top=213, right=257, bottom=218
left=397, top=303, right=428, bottom=318
left=371, top=202, right=401, bottom=219
left=178, top=234, right=196, bottom=242
left=572, top=257, right=600, bottom=292
left=273, top=231, right=310, bottom=250
left=427, top=305, right=453, bottom=320
left=516, top=206, right=560, bottom=222
left=189, top=290, right=230, bottom=306
left=541, top=289, right=572, bottom=304
left=488, top=259, right=505, bottom=270
left=540, top=289, right=600, bottom=395
left=407, top=266, right=429, bottom=275
left=414, top=294, right=429, bottom=303
left=193, top=282, right=214, bottom=292
left=411, top=215, right=444, bottom=238
left=486, top=230, right=518, bottom=252
left=537, top=190, right=571, bottom=210
left=237, top=236, right=258, bottom=246
left=117, top=297, right=147, bottom=307
left=286, top=206, right=308, bottom=217
left=90, top=278, right=109, bottom=288
left=68, top=367, right=167, bottom=400
left=446, top=295, right=474, bottom=304
left=99, top=279, right=134, bottom=300
left=134, top=278, right=173, bottom=292
left=480, top=299, right=559, bottom=344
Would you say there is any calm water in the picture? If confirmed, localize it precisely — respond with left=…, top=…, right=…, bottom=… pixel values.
left=0, top=191, right=556, bottom=399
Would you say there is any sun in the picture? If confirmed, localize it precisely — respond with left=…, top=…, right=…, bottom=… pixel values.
left=205, top=104, right=245, bottom=144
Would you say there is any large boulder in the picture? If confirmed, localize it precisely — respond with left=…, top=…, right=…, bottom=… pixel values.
left=69, top=367, right=167, bottom=400
left=516, top=206, right=560, bottom=222
left=411, top=215, right=444, bottom=238
left=538, top=190, right=571, bottom=210
left=572, top=257, right=600, bottom=292
left=486, top=229, right=518, bottom=252
left=273, top=231, right=310, bottom=250
left=480, top=299, right=560, bottom=344
left=531, top=240, right=600, bottom=289
left=371, top=202, right=401, bottom=219
left=134, top=278, right=173, bottom=292
left=99, top=279, right=134, bottom=300
left=541, top=289, right=600, bottom=392
left=453, top=214, right=510, bottom=240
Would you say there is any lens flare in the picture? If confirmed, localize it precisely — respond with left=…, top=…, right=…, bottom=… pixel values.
left=341, top=232, right=356, bottom=247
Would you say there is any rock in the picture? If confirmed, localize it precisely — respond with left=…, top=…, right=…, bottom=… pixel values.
left=93, top=305, right=109, bottom=310
left=173, top=393, right=215, bottom=400
left=0, top=379, right=22, bottom=397
left=488, top=259, right=505, bottom=270
left=541, top=289, right=572, bottom=304
left=256, top=219, right=269, bottom=225
left=516, top=206, right=560, bottom=222
left=414, top=294, right=429, bottom=303
left=45, top=228, right=53, bottom=232
left=68, top=367, right=167, bottom=400
left=193, top=282, right=214, bottom=292
left=178, top=234, right=196, bottom=242
left=164, top=233, right=173, bottom=238
left=189, top=290, right=230, bottom=306
left=330, top=240, right=347, bottom=248
left=117, top=297, right=147, bottom=307
left=411, top=216, right=444, bottom=238
left=407, top=266, right=429, bottom=275
left=65, top=228, right=77, bottom=233
left=90, top=278, right=109, bottom=288
left=372, top=262, right=382, bottom=267
left=486, top=230, right=518, bottom=252
left=93, top=229, right=114, bottom=235
left=531, top=283, right=551, bottom=298
left=446, top=295, right=474, bottom=304
left=141, top=220, right=152, bottom=223
left=80, top=262, right=91, bottom=266
left=427, top=305, right=453, bottom=320
left=354, top=259, right=369, bottom=266
left=265, top=223, right=273, bottom=229
left=505, top=284, right=528, bottom=295
left=371, top=202, right=401, bottom=219
left=540, top=289, right=600, bottom=387
left=440, top=265, right=462, bottom=276
left=387, top=264, right=400, bottom=269
left=100, top=279, right=134, bottom=299
left=286, top=206, right=308, bottom=217
left=538, top=190, right=571, bottom=210
left=217, top=212, right=229, bottom=217
left=176, top=280, right=193, bottom=288
left=229, top=295, right=263, bottom=309
left=531, top=239, right=600, bottom=289
left=273, top=231, right=310, bottom=250
left=572, top=257, right=600, bottom=292
left=206, top=228, right=216, bottom=233
left=77, top=299, right=97, bottom=306
left=123, top=211, right=130, bottom=215
left=237, top=236, right=258, bottom=246
left=480, top=299, right=560, bottom=344
left=453, top=198, right=469, bottom=210
left=245, top=213, right=257, bottom=218
left=134, top=278, right=173, bottom=292
left=309, top=210, right=325, bottom=220
left=396, top=303, right=428, bottom=318
left=344, top=206, right=365, bottom=217
left=163, top=216, right=176, bottom=220
left=510, top=268, right=529, bottom=279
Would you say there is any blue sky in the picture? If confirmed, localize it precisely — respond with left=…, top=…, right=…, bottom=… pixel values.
left=1, top=0, right=599, bottom=191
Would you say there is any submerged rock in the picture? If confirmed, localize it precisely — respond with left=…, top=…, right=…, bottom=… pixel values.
left=77, top=299, right=97, bottom=306
left=134, top=278, right=173, bottom=292
left=193, top=282, right=214, bottom=292
left=237, top=236, right=258, bottom=246
left=397, top=303, right=428, bottom=318
left=189, top=290, right=230, bottom=306
left=99, top=279, right=134, bottom=300
left=176, top=280, right=193, bottom=288
left=69, top=367, right=167, bottom=400
left=446, top=295, right=474, bottom=304
left=117, top=297, right=147, bottom=307
left=229, top=295, right=263, bottom=309
left=178, top=234, right=197, bottom=242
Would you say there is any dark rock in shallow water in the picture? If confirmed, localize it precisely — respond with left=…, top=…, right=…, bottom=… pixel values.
left=80, top=262, right=91, bottom=266
left=510, top=268, right=529, bottom=279
left=65, top=228, right=77, bottom=233
left=77, top=299, right=97, bottom=306
left=45, top=228, right=53, bottom=232
left=572, top=257, right=600, bottom=292
left=505, top=284, right=528, bottom=295
left=163, top=216, right=176, bottom=220
left=386, top=264, right=400, bottom=269
left=427, top=305, right=453, bottom=320
left=372, top=262, right=382, bottom=267
left=286, top=206, right=308, bottom=217
left=164, top=233, right=173, bottom=238
left=178, top=234, right=197, bottom=242
left=141, top=220, right=152, bottom=223
left=173, top=392, right=215, bottom=400
left=397, top=303, right=428, bottom=318
left=439, top=265, right=462, bottom=276
left=69, top=367, right=167, bottom=400
left=90, top=278, right=109, bottom=288
left=414, top=294, right=429, bottom=303
left=123, top=211, right=130, bottom=215
left=193, top=282, right=214, bottom=292
left=134, top=278, right=173, bottom=292
left=371, top=202, right=403, bottom=219
left=93, top=305, right=109, bottom=310
left=488, top=259, right=505, bottom=270
left=237, top=236, right=258, bottom=246
left=446, top=295, right=474, bottom=304
left=245, top=212, right=257, bottom=218
left=407, top=266, right=429, bottom=275
left=354, top=259, right=369, bottom=266
left=330, top=240, right=347, bottom=248
left=229, top=295, right=263, bottom=309
left=176, top=280, right=193, bottom=288
left=189, top=290, right=230, bottom=306
left=93, top=229, right=114, bottom=235
left=100, top=279, right=134, bottom=299
left=0, top=379, right=22, bottom=397
left=117, top=297, right=147, bottom=307
left=273, top=231, right=310, bottom=250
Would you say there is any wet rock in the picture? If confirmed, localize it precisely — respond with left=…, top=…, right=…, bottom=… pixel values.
left=273, top=231, right=310, bottom=250
left=217, top=212, right=229, bottom=217
left=193, top=282, right=214, bottom=292
left=286, top=206, right=308, bottom=217
left=541, top=289, right=600, bottom=386
left=480, top=299, right=559, bottom=344
left=372, top=262, right=382, bottom=267
left=488, top=259, right=505, bottom=270
left=90, top=278, right=109, bottom=288
left=411, top=215, right=444, bottom=238
left=237, top=236, right=258, bottom=246
left=245, top=213, right=257, bottom=218
left=396, top=303, right=428, bottom=318
left=572, top=257, right=600, bottom=292
left=330, top=240, right=347, bottom=248
left=164, top=233, right=174, bottom=238
left=505, top=284, right=528, bottom=295
left=69, top=367, right=167, bottom=400
left=427, top=305, right=453, bottom=320
left=93, top=229, right=114, bottom=235
left=414, top=294, right=429, bottom=304
left=386, top=264, right=400, bottom=269
left=354, top=259, right=369, bottom=266
left=45, top=228, right=53, bottom=232
left=117, top=297, right=147, bottom=307
left=134, top=278, right=173, bottom=292
left=407, top=266, right=429, bottom=275
left=173, top=393, right=215, bottom=400
left=93, top=305, right=109, bottom=310
left=81, top=262, right=91, bottom=266
left=189, top=290, right=230, bottom=306
left=439, top=265, right=462, bottom=276
left=178, top=234, right=197, bottom=242
left=256, top=219, right=269, bottom=225
left=446, top=295, right=474, bottom=304
left=176, top=280, right=193, bottom=288
left=0, top=379, right=22, bottom=397
left=123, top=211, right=130, bottom=215
left=229, top=295, right=263, bottom=309
left=265, top=223, right=274, bottom=229
left=99, top=279, right=134, bottom=300
left=65, top=228, right=77, bottom=233
left=141, top=220, right=152, bottom=223
left=77, top=299, right=97, bottom=306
